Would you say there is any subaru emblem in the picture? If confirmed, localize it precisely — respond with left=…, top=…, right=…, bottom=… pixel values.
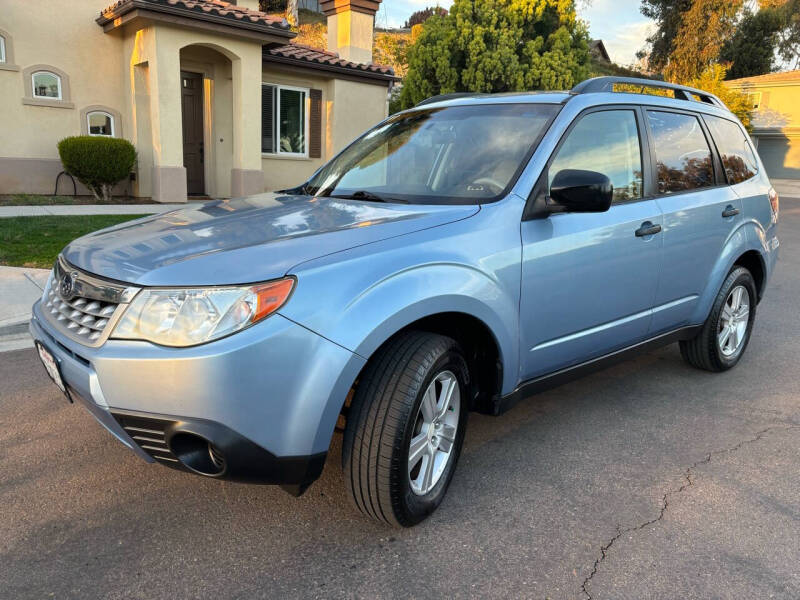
left=59, top=272, right=76, bottom=299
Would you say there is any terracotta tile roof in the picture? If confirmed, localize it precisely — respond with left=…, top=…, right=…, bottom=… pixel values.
left=265, top=42, right=395, bottom=77
left=98, top=0, right=291, bottom=32
left=728, top=70, right=800, bottom=85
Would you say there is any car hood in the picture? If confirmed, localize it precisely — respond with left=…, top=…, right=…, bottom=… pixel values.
left=62, top=193, right=479, bottom=286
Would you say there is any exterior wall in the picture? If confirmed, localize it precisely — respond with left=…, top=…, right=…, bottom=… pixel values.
left=0, top=0, right=127, bottom=195
left=260, top=68, right=388, bottom=192
left=728, top=79, right=800, bottom=180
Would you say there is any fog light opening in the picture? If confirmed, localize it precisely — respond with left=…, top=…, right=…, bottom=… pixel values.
left=169, top=432, right=226, bottom=476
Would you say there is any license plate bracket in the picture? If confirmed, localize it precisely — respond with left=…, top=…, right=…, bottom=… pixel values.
left=35, top=341, right=72, bottom=403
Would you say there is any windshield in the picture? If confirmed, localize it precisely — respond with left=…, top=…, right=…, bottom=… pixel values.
left=300, top=103, right=560, bottom=205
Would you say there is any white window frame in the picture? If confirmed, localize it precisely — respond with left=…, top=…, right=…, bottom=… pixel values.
left=87, top=110, right=115, bottom=137
left=32, top=70, right=62, bottom=100
left=747, top=91, right=762, bottom=110
left=0, top=36, right=6, bottom=63
left=261, top=83, right=310, bottom=158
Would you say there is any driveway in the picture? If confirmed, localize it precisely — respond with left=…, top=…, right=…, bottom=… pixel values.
left=2, top=199, right=799, bottom=599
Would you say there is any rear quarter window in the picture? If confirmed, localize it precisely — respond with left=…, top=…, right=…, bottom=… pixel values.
left=703, top=115, right=758, bottom=185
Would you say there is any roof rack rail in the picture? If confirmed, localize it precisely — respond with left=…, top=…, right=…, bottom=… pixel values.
left=570, top=77, right=726, bottom=109
left=416, top=92, right=482, bottom=107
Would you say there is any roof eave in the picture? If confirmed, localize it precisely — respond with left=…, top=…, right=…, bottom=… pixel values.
left=262, top=53, right=397, bottom=85
left=97, top=0, right=295, bottom=41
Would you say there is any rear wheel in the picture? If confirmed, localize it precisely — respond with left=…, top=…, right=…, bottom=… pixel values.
left=342, top=331, right=469, bottom=527
left=680, top=266, right=757, bottom=372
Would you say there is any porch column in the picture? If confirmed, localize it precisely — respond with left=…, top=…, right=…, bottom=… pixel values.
left=149, top=29, right=188, bottom=203
left=230, top=48, right=265, bottom=197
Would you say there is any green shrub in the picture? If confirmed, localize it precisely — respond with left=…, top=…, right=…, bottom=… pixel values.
left=57, top=136, right=136, bottom=202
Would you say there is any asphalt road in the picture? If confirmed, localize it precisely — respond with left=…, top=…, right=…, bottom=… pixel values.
left=2, top=199, right=799, bottom=600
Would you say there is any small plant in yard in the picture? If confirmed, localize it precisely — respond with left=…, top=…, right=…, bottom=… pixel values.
left=57, top=136, right=136, bottom=203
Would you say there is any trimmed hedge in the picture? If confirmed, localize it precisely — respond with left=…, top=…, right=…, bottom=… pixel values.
left=57, top=136, right=136, bottom=201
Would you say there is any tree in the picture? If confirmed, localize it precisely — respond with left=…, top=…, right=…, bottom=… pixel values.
left=685, top=64, right=753, bottom=131
left=640, top=0, right=693, bottom=72
left=286, top=0, right=298, bottom=27
left=720, top=8, right=783, bottom=79
left=771, top=0, right=800, bottom=69
left=664, top=0, right=743, bottom=82
left=399, top=0, right=590, bottom=109
left=404, top=6, right=448, bottom=28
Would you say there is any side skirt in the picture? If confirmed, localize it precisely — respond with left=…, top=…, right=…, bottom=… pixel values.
left=492, top=325, right=702, bottom=416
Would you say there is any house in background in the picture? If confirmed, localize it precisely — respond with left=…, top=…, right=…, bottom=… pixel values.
left=0, top=0, right=395, bottom=202
left=726, top=70, right=800, bottom=181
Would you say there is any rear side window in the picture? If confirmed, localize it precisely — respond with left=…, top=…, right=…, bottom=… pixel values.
left=704, top=115, right=758, bottom=184
left=647, top=111, right=714, bottom=194
left=549, top=110, right=643, bottom=203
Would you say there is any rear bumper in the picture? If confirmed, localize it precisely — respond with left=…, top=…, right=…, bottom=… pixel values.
left=30, top=300, right=365, bottom=491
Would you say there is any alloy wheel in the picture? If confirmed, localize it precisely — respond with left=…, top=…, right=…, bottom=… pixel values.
left=408, top=370, right=461, bottom=496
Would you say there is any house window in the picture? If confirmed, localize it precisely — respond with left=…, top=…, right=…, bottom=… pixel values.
left=32, top=71, right=62, bottom=100
left=262, top=84, right=308, bottom=156
left=0, top=36, right=6, bottom=63
left=87, top=111, right=115, bottom=136
left=747, top=92, right=762, bottom=110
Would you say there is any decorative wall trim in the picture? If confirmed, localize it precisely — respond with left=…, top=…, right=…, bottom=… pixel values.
left=80, top=105, right=124, bottom=137
left=0, top=28, right=19, bottom=71
left=21, top=64, right=74, bottom=109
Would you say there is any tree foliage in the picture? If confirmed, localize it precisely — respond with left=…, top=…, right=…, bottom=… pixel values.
left=399, top=0, right=590, bottom=110
left=640, top=0, right=692, bottom=72
left=720, top=8, right=783, bottom=79
left=663, top=0, right=742, bottom=82
left=404, top=6, right=448, bottom=28
left=685, top=64, right=753, bottom=131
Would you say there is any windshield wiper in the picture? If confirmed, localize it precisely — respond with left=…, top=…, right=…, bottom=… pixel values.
left=328, top=190, right=407, bottom=203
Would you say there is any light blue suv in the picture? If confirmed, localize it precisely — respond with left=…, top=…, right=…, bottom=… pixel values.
left=31, top=77, right=779, bottom=527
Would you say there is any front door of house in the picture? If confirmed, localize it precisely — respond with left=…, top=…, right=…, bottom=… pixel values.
left=181, top=71, right=204, bottom=196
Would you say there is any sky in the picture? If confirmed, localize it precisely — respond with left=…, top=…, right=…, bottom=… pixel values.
left=375, top=0, right=655, bottom=67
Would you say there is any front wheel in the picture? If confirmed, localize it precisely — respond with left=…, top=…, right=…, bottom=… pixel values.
left=342, top=332, right=469, bottom=527
left=680, top=266, right=757, bottom=372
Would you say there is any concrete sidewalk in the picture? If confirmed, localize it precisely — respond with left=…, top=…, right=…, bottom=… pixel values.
left=0, top=266, right=50, bottom=352
left=0, top=204, right=188, bottom=218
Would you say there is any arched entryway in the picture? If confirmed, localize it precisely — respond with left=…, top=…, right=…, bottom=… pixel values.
left=179, top=43, right=237, bottom=198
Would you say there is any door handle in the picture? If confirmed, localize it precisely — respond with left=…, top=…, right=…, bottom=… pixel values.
left=722, top=205, right=740, bottom=218
left=635, top=221, right=662, bottom=237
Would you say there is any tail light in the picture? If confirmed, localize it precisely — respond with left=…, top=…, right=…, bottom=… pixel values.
left=769, top=187, right=779, bottom=221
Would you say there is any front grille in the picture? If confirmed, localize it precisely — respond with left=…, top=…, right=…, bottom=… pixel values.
left=40, top=256, right=139, bottom=347
left=113, top=413, right=180, bottom=464
left=44, top=287, right=117, bottom=343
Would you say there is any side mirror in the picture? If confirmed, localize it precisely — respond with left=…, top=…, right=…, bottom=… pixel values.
left=549, top=169, right=613, bottom=213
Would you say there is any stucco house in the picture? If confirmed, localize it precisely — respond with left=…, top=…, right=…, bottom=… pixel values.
left=0, top=0, right=395, bottom=202
left=726, top=70, right=800, bottom=181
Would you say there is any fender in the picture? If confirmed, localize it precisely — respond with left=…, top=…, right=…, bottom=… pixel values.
left=690, top=218, right=771, bottom=324
left=300, top=263, right=520, bottom=456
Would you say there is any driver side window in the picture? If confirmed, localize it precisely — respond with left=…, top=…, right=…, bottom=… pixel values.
left=549, top=110, right=643, bottom=203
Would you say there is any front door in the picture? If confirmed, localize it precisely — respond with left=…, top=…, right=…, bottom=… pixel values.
left=519, top=108, right=663, bottom=381
left=181, top=71, right=204, bottom=196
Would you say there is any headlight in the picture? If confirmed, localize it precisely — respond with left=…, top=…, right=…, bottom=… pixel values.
left=111, top=278, right=295, bottom=347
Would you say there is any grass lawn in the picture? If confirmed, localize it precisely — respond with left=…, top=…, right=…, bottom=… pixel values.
left=0, top=215, right=149, bottom=269
left=0, top=194, right=156, bottom=206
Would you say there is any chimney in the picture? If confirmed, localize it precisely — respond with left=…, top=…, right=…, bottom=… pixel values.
left=320, top=0, right=381, bottom=64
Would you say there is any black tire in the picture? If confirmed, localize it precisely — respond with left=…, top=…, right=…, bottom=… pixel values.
left=342, top=331, right=469, bottom=527
left=679, top=266, right=757, bottom=372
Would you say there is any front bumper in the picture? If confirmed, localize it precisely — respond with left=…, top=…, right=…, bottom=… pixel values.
left=30, top=300, right=365, bottom=491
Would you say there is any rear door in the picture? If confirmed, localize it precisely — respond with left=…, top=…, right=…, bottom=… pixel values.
left=645, top=109, right=743, bottom=333
left=519, top=107, right=663, bottom=381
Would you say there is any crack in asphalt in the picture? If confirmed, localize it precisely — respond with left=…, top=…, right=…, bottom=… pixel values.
left=580, top=424, right=800, bottom=600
